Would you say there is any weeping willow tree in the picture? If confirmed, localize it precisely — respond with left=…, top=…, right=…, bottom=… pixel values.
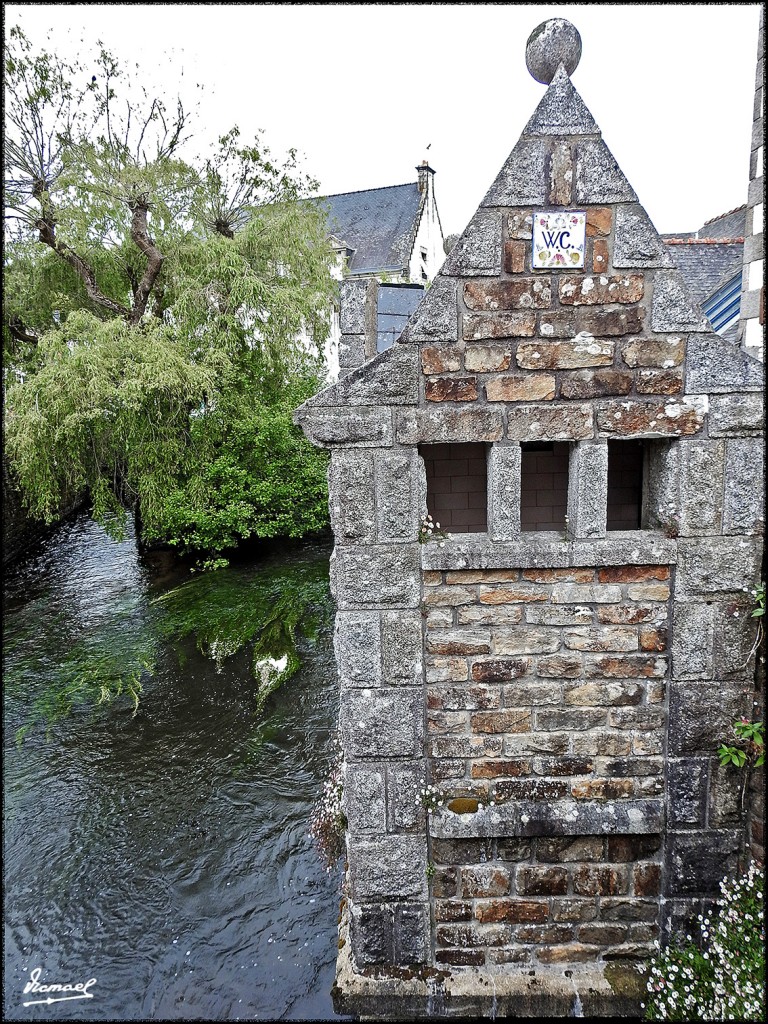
left=3, top=27, right=335, bottom=557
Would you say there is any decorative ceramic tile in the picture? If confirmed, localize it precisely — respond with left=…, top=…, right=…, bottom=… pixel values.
left=532, top=210, right=586, bottom=269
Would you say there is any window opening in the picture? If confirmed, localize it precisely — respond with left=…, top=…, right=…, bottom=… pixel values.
left=376, top=283, right=424, bottom=352
left=606, top=439, right=644, bottom=530
left=520, top=441, right=569, bottom=532
left=419, top=443, right=488, bottom=533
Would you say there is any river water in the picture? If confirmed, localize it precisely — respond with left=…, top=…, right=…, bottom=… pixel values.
left=3, top=514, right=351, bottom=1021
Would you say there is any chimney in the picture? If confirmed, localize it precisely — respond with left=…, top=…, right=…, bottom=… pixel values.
left=416, top=159, right=435, bottom=195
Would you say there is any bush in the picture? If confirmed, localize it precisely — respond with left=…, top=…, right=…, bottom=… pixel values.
left=643, top=863, right=765, bottom=1021
left=156, top=371, right=330, bottom=556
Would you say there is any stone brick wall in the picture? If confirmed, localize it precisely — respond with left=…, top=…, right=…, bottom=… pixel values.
left=431, top=833, right=661, bottom=968
left=424, top=563, right=667, bottom=962
left=296, top=29, right=764, bottom=999
left=425, top=564, right=669, bottom=793
left=422, top=215, right=694, bottom=411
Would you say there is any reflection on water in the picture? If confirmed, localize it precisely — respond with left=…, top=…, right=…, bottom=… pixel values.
left=3, top=515, right=350, bottom=1020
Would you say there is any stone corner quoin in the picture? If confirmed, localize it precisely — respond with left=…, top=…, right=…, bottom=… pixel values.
left=294, top=14, right=765, bottom=1013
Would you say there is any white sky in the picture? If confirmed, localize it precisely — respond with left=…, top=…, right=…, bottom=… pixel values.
left=4, top=3, right=762, bottom=238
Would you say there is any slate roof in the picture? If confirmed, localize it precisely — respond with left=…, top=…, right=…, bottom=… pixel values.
left=663, top=240, right=744, bottom=308
left=699, top=206, right=748, bottom=240
left=662, top=205, right=745, bottom=327
left=322, top=183, right=423, bottom=275
left=660, top=205, right=746, bottom=242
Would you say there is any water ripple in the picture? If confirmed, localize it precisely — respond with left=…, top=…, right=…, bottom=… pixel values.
left=3, top=514, right=349, bottom=1020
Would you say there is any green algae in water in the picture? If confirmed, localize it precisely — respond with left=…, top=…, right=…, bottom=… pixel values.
left=11, top=597, right=156, bottom=744
left=10, top=553, right=333, bottom=742
left=153, top=558, right=333, bottom=714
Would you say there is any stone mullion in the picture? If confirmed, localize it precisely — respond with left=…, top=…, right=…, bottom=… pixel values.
left=488, top=443, right=522, bottom=541
left=567, top=439, right=607, bottom=539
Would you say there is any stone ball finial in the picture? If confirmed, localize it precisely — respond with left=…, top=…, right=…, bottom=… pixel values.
left=525, top=18, right=582, bottom=84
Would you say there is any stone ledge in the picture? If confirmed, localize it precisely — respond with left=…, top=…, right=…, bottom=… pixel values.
left=335, top=908, right=646, bottom=1019
left=429, top=800, right=663, bottom=839
left=420, top=532, right=677, bottom=571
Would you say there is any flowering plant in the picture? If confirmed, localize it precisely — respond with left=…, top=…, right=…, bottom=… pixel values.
left=309, top=740, right=346, bottom=872
left=417, top=783, right=444, bottom=811
left=643, top=864, right=765, bottom=1021
left=418, top=513, right=446, bottom=544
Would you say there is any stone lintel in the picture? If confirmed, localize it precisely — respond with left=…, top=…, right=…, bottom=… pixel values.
left=334, top=544, right=421, bottom=608
left=428, top=799, right=663, bottom=839
left=488, top=444, right=522, bottom=541
left=420, top=534, right=677, bottom=571
left=396, top=407, right=504, bottom=445
left=340, top=686, right=424, bottom=759
left=676, top=537, right=763, bottom=599
left=348, top=835, right=429, bottom=901
left=685, top=333, right=764, bottom=393
left=295, top=406, right=393, bottom=448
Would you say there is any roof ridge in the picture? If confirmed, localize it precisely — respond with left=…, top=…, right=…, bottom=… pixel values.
left=665, top=237, right=744, bottom=245
left=320, top=181, right=417, bottom=201
left=702, top=204, right=747, bottom=226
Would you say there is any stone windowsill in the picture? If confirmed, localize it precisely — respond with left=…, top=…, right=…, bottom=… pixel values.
left=429, top=798, right=664, bottom=839
left=420, top=530, right=677, bottom=571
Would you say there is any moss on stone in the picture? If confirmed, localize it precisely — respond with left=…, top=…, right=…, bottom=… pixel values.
left=603, top=961, right=647, bottom=1000
left=447, top=797, right=480, bottom=814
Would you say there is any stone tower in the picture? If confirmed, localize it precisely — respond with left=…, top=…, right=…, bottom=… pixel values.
left=296, top=18, right=764, bottom=1018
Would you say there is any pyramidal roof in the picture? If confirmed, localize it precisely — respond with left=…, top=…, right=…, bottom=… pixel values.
left=298, top=24, right=761, bottom=420
left=398, top=59, right=704, bottom=347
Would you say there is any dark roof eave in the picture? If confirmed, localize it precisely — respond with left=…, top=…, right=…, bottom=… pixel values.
left=347, top=265, right=406, bottom=276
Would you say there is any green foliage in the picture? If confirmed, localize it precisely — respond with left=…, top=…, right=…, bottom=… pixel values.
left=643, top=865, right=765, bottom=1021
left=716, top=743, right=748, bottom=769
left=3, top=27, right=336, bottom=555
left=9, top=597, right=156, bottom=745
left=750, top=582, right=765, bottom=620
left=5, top=309, right=215, bottom=535
left=158, top=377, right=330, bottom=556
left=718, top=718, right=765, bottom=770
